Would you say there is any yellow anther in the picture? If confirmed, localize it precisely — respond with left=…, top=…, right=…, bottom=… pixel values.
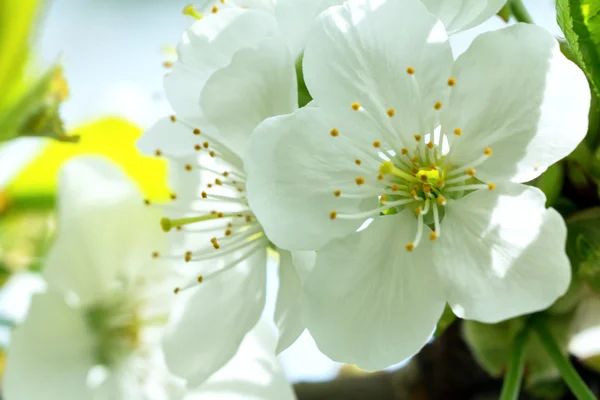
left=406, top=67, right=415, bottom=75
left=223, top=172, right=229, bottom=177
left=423, top=185, right=431, bottom=193
left=373, top=141, right=381, bottom=148
left=176, top=226, right=182, bottom=232
left=411, top=156, right=418, bottom=163
left=170, top=193, right=177, bottom=200
left=201, top=191, right=207, bottom=198
left=185, top=251, right=192, bottom=262
left=194, top=144, right=201, bottom=151
left=412, top=167, right=419, bottom=175
left=225, top=229, right=232, bottom=236
left=427, top=141, right=434, bottom=149
left=174, top=287, right=180, bottom=294
left=330, top=128, right=339, bottom=137
left=437, top=196, right=447, bottom=206
left=401, top=148, right=409, bottom=155
left=355, top=159, right=362, bottom=166
left=154, top=149, right=162, bottom=157
left=447, top=78, right=456, bottom=87
left=414, top=207, right=422, bottom=216
left=333, top=189, right=341, bottom=197
left=193, top=128, right=201, bottom=135
left=197, top=275, right=204, bottom=283
left=453, top=128, right=462, bottom=136
left=392, top=184, right=399, bottom=191
left=434, top=102, right=442, bottom=110
left=466, top=168, right=476, bottom=176
left=330, top=211, right=337, bottom=220
left=355, top=176, right=365, bottom=185
left=429, top=231, right=438, bottom=241
left=209, top=151, right=216, bottom=157
left=212, top=5, right=219, bottom=13
left=351, top=102, right=361, bottom=111
left=414, top=134, right=421, bottom=142
left=436, top=179, right=444, bottom=186
left=420, top=174, right=428, bottom=182
left=215, top=178, right=222, bottom=185
left=387, top=108, right=395, bottom=117
left=144, top=199, right=151, bottom=206
left=381, top=195, right=388, bottom=202
left=152, top=251, right=160, bottom=259
left=183, top=4, right=203, bottom=19
left=160, top=218, right=172, bottom=232
left=207, top=184, right=213, bottom=188
left=377, top=174, right=384, bottom=181
left=406, top=242, right=415, bottom=252
left=203, top=142, right=209, bottom=148
left=170, top=115, right=177, bottom=122
left=488, top=183, right=496, bottom=190
left=484, top=147, right=493, bottom=156
left=217, top=212, right=224, bottom=218
left=163, top=61, right=173, bottom=68
left=213, top=241, right=220, bottom=249
left=185, top=164, right=192, bottom=171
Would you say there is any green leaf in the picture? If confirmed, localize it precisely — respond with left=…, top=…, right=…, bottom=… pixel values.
left=535, top=162, right=564, bottom=207
left=567, top=208, right=600, bottom=293
left=433, top=304, right=456, bottom=338
left=557, top=0, right=600, bottom=96
left=295, top=54, right=312, bottom=108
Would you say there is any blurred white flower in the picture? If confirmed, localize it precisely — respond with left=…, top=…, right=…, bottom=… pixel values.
left=137, top=6, right=313, bottom=388
left=2, top=157, right=296, bottom=400
left=245, top=0, right=589, bottom=370
left=0, top=138, right=46, bottom=189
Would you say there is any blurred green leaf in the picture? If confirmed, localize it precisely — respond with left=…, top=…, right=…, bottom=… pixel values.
left=556, top=0, right=600, bottom=96
left=567, top=208, right=600, bottom=293
left=434, top=304, right=456, bottom=338
left=0, top=0, right=40, bottom=110
left=535, top=162, right=564, bottom=207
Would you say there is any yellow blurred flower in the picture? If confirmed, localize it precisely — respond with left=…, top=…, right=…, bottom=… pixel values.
left=6, top=118, right=170, bottom=202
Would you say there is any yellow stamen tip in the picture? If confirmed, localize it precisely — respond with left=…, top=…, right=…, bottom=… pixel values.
left=333, top=189, right=341, bottom=197
left=330, top=211, right=337, bottom=220
left=193, top=128, right=201, bottom=135
left=170, top=115, right=177, bottom=122
left=401, top=148, right=409, bottom=155
left=387, top=108, right=395, bottom=117
left=355, top=176, right=365, bottom=185
left=212, top=5, right=219, bottom=13
left=174, top=287, right=180, bottom=294
left=406, top=67, right=415, bottom=75
left=183, top=4, right=203, bottom=19
left=447, top=78, right=456, bottom=87
left=406, top=243, right=415, bottom=252
left=355, top=159, right=362, bottom=166
left=373, top=140, right=381, bottom=148
left=414, top=207, right=422, bottom=216
left=160, top=218, right=172, bottom=232
left=330, top=128, right=339, bottom=137
left=466, top=168, right=476, bottom=176
left=152, top=251, right=160, bottom=259
left=185, top=251, right=192, bottom=262
left=488, top=183, right=496, bottom=190
left=427, top=141, right=434, bottom=149
left=453, top=128, right=462, bottom=136
left=437, top=197, right=447, bottom=206
left=429, top=232, right=438, bottom=241
left=197, top=275, right=204, bottom=283
left=434, top=102, right=442, bottom=110
left=414, top=134, right=422, bottom=142
left=154, top=149, right=162, bottom=157
left=351, top=102, right=361, bottom=111
left=163, top=61, right=174, bottom=68
left=484, top=147, right=493, bottom=156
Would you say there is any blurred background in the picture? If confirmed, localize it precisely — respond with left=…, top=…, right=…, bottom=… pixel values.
left=0, top=0, right=569, bottom=385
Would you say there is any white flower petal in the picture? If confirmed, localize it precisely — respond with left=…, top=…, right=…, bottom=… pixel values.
left=275, top=0, right=344, bottom=59
left=201, top=38, right=297, bottom=156
left=303, top=0, right=453, bottom=145
left=163, top=248, right=267, bottom=387
left=4, top=293, right=96, bottom=400
left=165, top=9, right=280, bottom=117
left=421, top=0, right=507, bottom=33
left=435, top=183, right=571, bottom=323
left=303, top=212, right=446, bottom=370
left=187, top=321, right=295, bottom=400
left=137, top=117, right=205, bottom=158
left=274, top=250, right=316, bottom=354
left=246, top=106, right=380, bottom=251
left=442, top=23, right=590, bottom=183
left=43, top=157, right=165, bottom=304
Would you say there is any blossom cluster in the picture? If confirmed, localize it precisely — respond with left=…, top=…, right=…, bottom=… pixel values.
left=1, top=0, right=593, bottom=398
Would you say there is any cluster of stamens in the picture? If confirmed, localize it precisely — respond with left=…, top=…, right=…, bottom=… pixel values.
left=146, top=116, right=268, bottom=294
left=328, top=68, right=495, bottom=252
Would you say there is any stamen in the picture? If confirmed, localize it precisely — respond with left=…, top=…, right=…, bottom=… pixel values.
left=330, top=128, right=339, bottom=137
left=183, top=4, right=203, bottom=19
left=453, top=128, right=462, bottom=136
left=355, top=176, right=365, bottom=185
left=445, top=184, right=490, bottom=192
left=447, top=78, right=456, bottom=87
left=335, top=199, right=414, bottom=220
left=406, top=66, right=415, bottom=75
left=387, top=108, right=395, bottom=117
left=351, top=102, right=361, bottom=111
left=432, top=200, right=441, bottom=238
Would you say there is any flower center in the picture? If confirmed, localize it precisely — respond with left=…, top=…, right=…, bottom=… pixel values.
left=85, top=295, right=142, bottom=367
left=328, top=68, right=497, bottom=253
left=148, top=116, right=269, bottom=294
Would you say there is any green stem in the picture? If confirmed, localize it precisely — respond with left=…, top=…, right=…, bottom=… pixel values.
left=499, top=327, right=528, bottom=400
left=509, top=0, right=534, bottom=24
left=531, top=315, right=596, bottom=400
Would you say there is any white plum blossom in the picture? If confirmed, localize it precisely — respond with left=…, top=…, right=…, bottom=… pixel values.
left=2, top=157, right=296, bottom=400
left=245, top=0, right=590, bottom=370
left=137, top=3, right=315, bottom=387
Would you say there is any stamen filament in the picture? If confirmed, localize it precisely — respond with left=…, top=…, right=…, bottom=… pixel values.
left=336, top=199, right=415, bottom=220
left=445, top=184, right=490, bottom=192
